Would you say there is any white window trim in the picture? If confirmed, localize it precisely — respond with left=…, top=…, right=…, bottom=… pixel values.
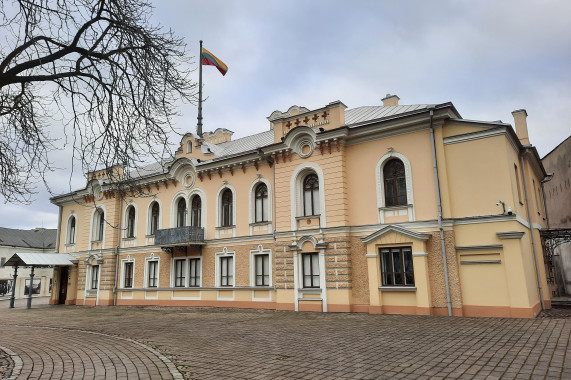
left=144, top=253, right=160, bottom=289
left=215, top=247, right=236, bottom=287
left=172, top=258, right=187, bottom=288
left=170, top=255, right=202, bottom=288
left=65, top=213, right=78, bottom=246
left=215, top=184, right=237, bottom=237
left=292, top=236, right=327, bottom=312
left=290, top=163, right=327, bottom=230
left=186, top=140, right=193, bottom=153
left=248, top=178, right=273, bottom=235
left=146, top=198, right=163, bottom=236
left=249, top=244, right=272, bottom=287
left=123, top=203, right=139, bottom=239
left=375, top=151, right=415, bottom=223
left=171, top=191, right=189, bottom=228
left=189, top=188, right=208, bottom=237
left=120, top=256, right=135, bottom=289
left=89, top=205, right=107, bottom=250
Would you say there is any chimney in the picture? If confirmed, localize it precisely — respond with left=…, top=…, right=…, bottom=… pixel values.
left=382, top=94, right=400, bottom=106
left=512, top=109, right=530, bottom=145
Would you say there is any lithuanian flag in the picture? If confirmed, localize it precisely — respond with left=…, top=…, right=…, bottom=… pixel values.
left=201, top=48, right=228, bottom=76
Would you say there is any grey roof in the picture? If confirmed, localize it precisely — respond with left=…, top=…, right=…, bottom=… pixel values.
left=213, top=130, right=275, bottom=158
left=345, top=104, right=433, bottom=126
left=4, top=252, right=76, bottom=267
left=129, top=161, right=167, bottom=179
left=0, top=227, right=57, bottom=249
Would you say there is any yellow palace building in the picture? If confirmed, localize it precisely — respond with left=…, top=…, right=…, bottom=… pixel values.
left=50, top=94, right=551, bottom=318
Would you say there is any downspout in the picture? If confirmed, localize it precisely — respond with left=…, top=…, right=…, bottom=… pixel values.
left=113, top=192, right=123, bottom=306
left=520, top=152, right=545, bottom=311
left=429, top=108, right=453, bottom=316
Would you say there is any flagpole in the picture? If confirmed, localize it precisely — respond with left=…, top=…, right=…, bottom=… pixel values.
left=197, top=40, right=203, bottom=137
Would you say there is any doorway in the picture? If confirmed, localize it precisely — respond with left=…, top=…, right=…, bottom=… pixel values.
left=58, top=267, right=69, bottom=304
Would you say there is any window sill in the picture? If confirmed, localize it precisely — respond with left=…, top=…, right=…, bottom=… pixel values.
left=122, top=237, right=136, bottom=241
left=145, top=234, right=155, bottom=238
left=296, top=215, right=320, bottom=221
left=379, top=204, right=412, bottom=211
left=379, top=286, right=417, bottom=292
left=65, top=243, right=76, bottom=247
left=91, top=240, right=102, bottom=243
left=250, top=221, right=271, bottom=227
left=298, top=288, right=321, bottom=293
left=216, top=225, right=236, bottom=230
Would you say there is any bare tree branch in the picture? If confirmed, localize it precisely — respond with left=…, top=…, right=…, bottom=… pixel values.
left=0, top=0, right=197, bottom=204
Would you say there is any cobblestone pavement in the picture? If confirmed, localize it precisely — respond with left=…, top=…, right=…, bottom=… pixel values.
left=1, top=306, right=570, bottom=379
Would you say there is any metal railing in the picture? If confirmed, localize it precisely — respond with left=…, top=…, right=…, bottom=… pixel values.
left=154, top=226, right=205, bottom=245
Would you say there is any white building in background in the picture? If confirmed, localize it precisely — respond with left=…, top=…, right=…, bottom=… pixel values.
left=0, top=227, right=57, bottom=299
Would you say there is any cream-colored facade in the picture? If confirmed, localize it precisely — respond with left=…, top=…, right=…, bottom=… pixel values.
left=50, top=95, right=551, bottom=317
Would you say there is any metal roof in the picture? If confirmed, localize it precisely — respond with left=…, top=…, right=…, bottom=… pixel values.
left=213, top=130, right=275, bottom=158
left=344, top=105, right=434, bottom=126
left=4, top=252, right=77, bottom=267
left=0, top=227, right=57, bottom=249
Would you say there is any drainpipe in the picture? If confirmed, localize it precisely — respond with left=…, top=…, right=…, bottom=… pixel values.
left=520, top=152, right=545, bottom=311
left=112, top=192, right=123, bottom=306
left=429, top=108, right=453, bottom=317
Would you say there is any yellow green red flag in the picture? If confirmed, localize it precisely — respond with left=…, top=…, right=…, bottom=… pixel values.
left=201, top=48, right=228, bottom=76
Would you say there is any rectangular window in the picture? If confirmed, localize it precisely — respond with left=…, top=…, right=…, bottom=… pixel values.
left=124, top=262, right=133, bottom=288
left=255, top=254, right=270, bottom=286
left=174, top=259, right=185, bottom=287
left=220, top=256, right=234, bottom=287
left=380, top=247, right=414, bottom=286
left=189, top=258, right=201, bottom=287
left=91, top=265, right=99, bottom=289
left=147, top=261, right=158, bottom=288
left=0, top=257, right=5, bottom=267
left=302, top=252, right=320, bottom=288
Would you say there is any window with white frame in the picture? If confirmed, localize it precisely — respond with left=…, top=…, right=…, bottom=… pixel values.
left=174, top=259, right=186, bottom=287
left=147, top=260, right=158, bottom=288
left=67, top=216, right=76, bottom=244
left=149, top=201, right=160, bottom=235
left=186, top=140, right=193, bottom=153
left=221, top=189, right=233, bottom=227
left=189, top=258, right=201, bottom=287
left=123, top=262, right=134, bottom=288
left=303, top=173, right=320, bottom=216
left=254, top=253, right=270, bottom=286
left=176, top=198, right=186, bottom=227
left=191, top=195, right=202, bottom=227
left=383, top=159, right=407, bottom=206
left=219, top=256, right=234, bottom=286
left=380, top=247, right=414, bottom=287
left=254, top=183, right=269, bottom=223
left=126, top=205, right=136, bottom=238
left=301, top=252, right=320, bottom=288
left=93, top=209, right=105, bottom=241
left=91, top=265, right=99, bottom=290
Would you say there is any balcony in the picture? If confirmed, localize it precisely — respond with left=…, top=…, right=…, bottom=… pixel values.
left=154, top=226, right=205, bottom=246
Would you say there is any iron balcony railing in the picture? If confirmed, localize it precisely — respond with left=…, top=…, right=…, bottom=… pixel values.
left=154, top=226, right=205, bottom=246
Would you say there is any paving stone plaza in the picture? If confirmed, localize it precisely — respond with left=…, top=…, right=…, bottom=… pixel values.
left=1, top=303, right=570, bottom=379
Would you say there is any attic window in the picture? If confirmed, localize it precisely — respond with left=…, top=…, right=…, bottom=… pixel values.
left=186, top=141, right=192, bottom=153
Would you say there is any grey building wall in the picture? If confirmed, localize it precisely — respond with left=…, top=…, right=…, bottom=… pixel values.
left=542, top=135, right=571, bottom=295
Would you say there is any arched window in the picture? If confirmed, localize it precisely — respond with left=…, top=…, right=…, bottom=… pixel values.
left=254, top=183, right=269, bottom=223
left=68, top=216, right=76, bottom=244
left=303, top=173, right=320, bottom=216
left=383, top=159, right=407, bottom=206
left=126, top=206, right=136, bottom=238
left=191, top=196, right=202, bottom=227
left=176, top=198, right=186, bottom=227
left=186, top=140, right=193, bottom=153
left=150, top=202, right=160, bottom=235
left=221, top=189, right=233, bottom=226
left=97, top=210, right=105, bottom=241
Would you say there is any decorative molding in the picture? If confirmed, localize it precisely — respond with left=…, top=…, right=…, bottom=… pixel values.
left=412, top=252, right=428, bottom=257
left=497, top=231, right=525, bottom=239
left=361, top=224, right=430, bottom=244
left=379, top=286, right=417, bottom=292
left=455, top=244, right=503, bottom=251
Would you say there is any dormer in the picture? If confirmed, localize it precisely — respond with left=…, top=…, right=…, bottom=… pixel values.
left=175, top=132, right=217, bottom=161
left=202, top=128, right=234, bottom=145
left=268, top=101, right=347, bottom=143
left=87, top=165, right=124, bottom=183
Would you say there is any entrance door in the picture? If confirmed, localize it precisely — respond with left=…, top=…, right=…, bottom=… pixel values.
left=59, top=267, right=69, bottom=304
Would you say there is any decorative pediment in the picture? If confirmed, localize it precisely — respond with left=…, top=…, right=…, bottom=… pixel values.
left=361, top=225, right=430, bottom=244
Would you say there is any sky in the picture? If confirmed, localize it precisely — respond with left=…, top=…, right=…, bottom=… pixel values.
left=2, top=0, right=571, bottom=230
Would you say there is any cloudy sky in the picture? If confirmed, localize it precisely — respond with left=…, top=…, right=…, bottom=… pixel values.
left=2, top=0, right=571, bottom=230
